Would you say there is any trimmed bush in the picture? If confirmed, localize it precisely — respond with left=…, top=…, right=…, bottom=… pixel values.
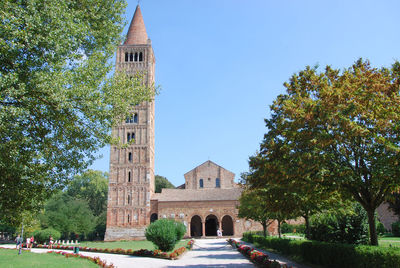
left=281, top=223, right=305, bottom=234
left=243, top=233, right=400, bottom=268
left=376, top=221, right=386, bottom=235
left=174, top=221, right=186, bottom=241
left=392, top=221, right=400, bottom=237
left=32, top=228, right=61, bottom=244
left=145, top=219, right=186, bottom=252
left=308, top=203, right=369, bottom=245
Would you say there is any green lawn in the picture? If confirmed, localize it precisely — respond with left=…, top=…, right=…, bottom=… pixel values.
left=0, top=248, right=97, bottom=268
left=278, top=233, right=400, bottom=247
left=378, top=236, right=400, bottom=248
left=79, top=239, right=189, bottom=252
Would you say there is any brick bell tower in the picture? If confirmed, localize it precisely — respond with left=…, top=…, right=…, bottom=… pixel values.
left=105, top=5, right=155, bottom=241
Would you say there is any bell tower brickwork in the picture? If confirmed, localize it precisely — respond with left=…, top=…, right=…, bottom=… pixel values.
left=105, top=5, right=155, bottom=241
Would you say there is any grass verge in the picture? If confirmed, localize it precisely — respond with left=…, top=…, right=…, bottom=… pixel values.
left=0, top=248, right=97, bottom=268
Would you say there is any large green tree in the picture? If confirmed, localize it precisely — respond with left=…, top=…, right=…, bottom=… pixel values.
left=0, top=0, right=155, bottom=224
left=155, top=175, right=175, bottom=193
left=261, top=59, right=400, bottom=245
left=67, top=170, right=108, bottom=217
left=40, top=192, right=96, bottom=240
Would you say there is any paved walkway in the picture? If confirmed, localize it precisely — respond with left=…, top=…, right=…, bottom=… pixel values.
left=1, top=239, right=307, bottom=268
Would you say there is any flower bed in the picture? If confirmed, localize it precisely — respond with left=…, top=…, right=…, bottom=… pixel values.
left=227, top=239, right=289, bottom=268
left=48, top=251, right=114, bottom=268
left=34, top=239, right=194, bottom=260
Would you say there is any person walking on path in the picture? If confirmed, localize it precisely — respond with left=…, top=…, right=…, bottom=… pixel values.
left=217, top=228, right=223, bottom=237
left=29, top=236, right=34, bottom=249
left=49, top=235, right=53, bottom=249
left=15, top=235, right=22, bottom=250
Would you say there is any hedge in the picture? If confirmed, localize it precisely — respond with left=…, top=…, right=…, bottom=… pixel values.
left=243, top=233, right=400, bottom=268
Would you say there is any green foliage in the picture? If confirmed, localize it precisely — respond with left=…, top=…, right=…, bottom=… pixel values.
left=145, top=219, right=186, bottom=252
left=281, top=223, right=306, bottom=234
left=391, top=221, right=400, bottom=237
left=39, top=192, right=96, bottom=240
left=243, top=233, right=400, bottom=268
left=246, top=59, right=400, bottom=245
left=155, top=175, right=175, bottom=193
left=308, top=203, right=369, bottom=245
left=174, top=221, right=186, bottom=241
left=0, top=0, right=156, bottom=225
left=32, top=228, right=61, bottom=244
left=376, top=221, right=386, bottom=236
left=67, top=170, right=109, bottom=217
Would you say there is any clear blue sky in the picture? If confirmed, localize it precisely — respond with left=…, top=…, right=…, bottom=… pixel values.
left=90, top=0, right=400, bottom=187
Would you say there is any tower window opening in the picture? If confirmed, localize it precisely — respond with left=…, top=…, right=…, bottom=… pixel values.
left=129, top=53, right=133, bottom=61
left=128, top=171, right=131, bottom=182
left=216, top=178, right=221, bottom=188
left=125, top=52, right=129, bottom=62
left=199, top=179, right=204, bottom=188
left=128, top=152, right=132, bottom=162
left=127, top=214, right=130, bottom=223
left=134, top=113, right=138, bottom=123
left=134, top=52, right=138, bottom=62
left=131, top=133, right=135, bottom=143
left=127, top=133, right=131, bottom=142
left=128, top=194, right=131, bottom=204
left=139, top=52, right=143, bottom=61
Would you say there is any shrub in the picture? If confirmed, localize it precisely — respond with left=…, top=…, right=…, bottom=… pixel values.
left=281, top=222, right=305, bottom=234
left=392, top=221, right=400, bottom=237
left=242, top=233, right=400, bottom=268
left=32, top=228, right=61, bottom=244
left=175, top=221, right=186, bottom=241
left=145, top=219, right=186, bottom=252
left=308, top=203, right=369, bottom=245
left=376, top=221, right=386, bottom=235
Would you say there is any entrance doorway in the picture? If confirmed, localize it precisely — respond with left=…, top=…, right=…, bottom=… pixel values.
left=150, top=213, right=158, bottom=223
left=205, top=214, right=218, bottom=236
left=190, top=215, right=202, bottom=237
left=222, top=215, right=234, bottom=236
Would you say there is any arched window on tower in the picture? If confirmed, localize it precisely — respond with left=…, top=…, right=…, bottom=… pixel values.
left=216, top=178, right=221, bottom=188
left=134, top=113, right=138, bottom=123
left=128, top=152, right=132, bottom=162
left=134, top=52, right=138, bottom=62
left=127, top=133, right=131, bottom=142
left=199, top=179, right=204, bottom=188
left=129, top=53, right=133, bottom=61
left=125, top=52, right=129, bottom=62
left=128, top=171, right=131, bottom=182
left=139, top=52, right=143, bottom=61
left=131, top=133, right=135, bottom=143
left=127, top=194, right=131, bottom=204
left=127, top=214, right=130, bottom=223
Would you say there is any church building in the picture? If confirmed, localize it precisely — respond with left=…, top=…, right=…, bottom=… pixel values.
left=105, top=5, right=274, bottom=241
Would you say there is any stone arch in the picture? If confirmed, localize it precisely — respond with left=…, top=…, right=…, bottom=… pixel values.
left=190, top=215, right=202, bottom=237
left=205, top=214, right=218, bottom=236
left=150, top=213, right=158, bottom=223
left=221, top=215, right=234, bottom=236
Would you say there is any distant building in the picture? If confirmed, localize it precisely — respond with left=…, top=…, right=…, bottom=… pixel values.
left=104, top=5, right=272, bottom=241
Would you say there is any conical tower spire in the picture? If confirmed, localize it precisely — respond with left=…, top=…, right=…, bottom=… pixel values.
left=124, top=5, right=148, bottom=45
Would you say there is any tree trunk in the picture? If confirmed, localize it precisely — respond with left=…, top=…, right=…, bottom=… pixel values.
left=304, top=215, right=310, bottom=239
left=262, top=220, right=267, bottom=237
left=367, top=208, right=378, bottom=246
left=278, top=220, right=281, bottom=238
